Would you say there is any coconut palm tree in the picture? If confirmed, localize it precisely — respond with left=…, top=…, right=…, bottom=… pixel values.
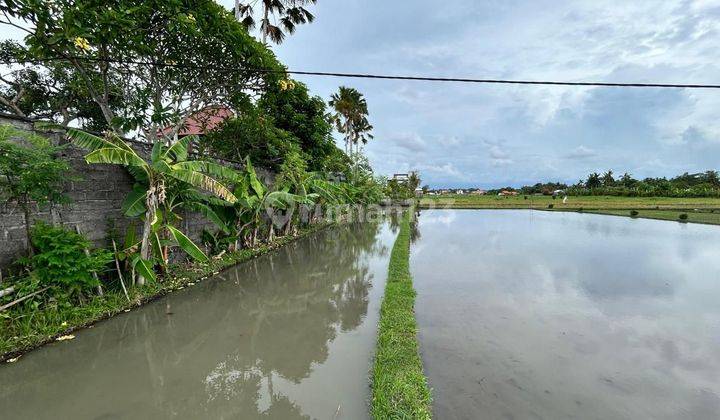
left=235, top=0, right=317, bottom=44
left=68, top=129, right=239, bottom=284
left=328, top=86, right=373, bottom=155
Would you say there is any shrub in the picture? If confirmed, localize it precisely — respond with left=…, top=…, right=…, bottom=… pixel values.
left=547, top=204, right=554, bottom=209
left=630, top=210, right=639, bottom=217
left=678, top=213, right=689, bottom=221
left=578, top=207, right=583, bottom=212
left=18, top=222, right=112, bottom=304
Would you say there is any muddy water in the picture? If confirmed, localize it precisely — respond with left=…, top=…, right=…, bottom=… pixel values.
left=412, top=210, right=720, bottom=420
left=0, top=222, right=393, bottom=419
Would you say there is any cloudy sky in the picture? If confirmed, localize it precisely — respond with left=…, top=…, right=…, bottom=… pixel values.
left=256, top=0, right=720, bottom=188
left=4, top=1, right=720, bottom=188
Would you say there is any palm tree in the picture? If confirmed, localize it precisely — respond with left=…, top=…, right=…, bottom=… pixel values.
left=68, top=129, right=239, bottom=284
left=235, top=0, right=317, bottom=44
left=328, top=86, right=374, bottom=155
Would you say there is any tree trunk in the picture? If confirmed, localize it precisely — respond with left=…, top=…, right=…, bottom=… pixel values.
left=262, top=6, right=269, bottom=43
left=138, top=185, right=159, bottom=286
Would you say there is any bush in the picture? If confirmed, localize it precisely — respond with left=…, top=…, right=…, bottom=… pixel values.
left=678, top=213, right=689, bottom=221
left=578, top=207, right=583, bottom=212
left=18, top=222, right=112, bottom=304
left=630, top=210, right=639, bottom=217
left=547, top=204, right=554, bottom=209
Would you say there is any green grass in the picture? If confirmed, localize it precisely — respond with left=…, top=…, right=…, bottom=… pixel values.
left=1, top=222, right=332, bottom=362
left=371, top=209, right=432, bottom=419
left=419, top=194, right=720, bottom=225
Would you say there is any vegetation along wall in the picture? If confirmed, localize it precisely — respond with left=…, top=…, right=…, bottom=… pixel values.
left=0, top=113, right=236, bottom=269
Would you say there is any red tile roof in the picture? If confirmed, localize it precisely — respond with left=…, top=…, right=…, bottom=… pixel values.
left=160, top=106, right=234, bottom=138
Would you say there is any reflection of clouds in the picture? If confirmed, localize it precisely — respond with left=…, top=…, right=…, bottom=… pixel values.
left=419, top=210, right=457, bottom=226
left=413, top=210, right=720, bottom=419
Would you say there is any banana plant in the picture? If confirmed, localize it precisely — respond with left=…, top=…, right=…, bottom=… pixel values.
left=234, top=157, right=301, bottom=246
left=68, top=129, right=239, bottom=285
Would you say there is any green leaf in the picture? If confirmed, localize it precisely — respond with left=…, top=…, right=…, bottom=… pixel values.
left=173, top=160, right=240, bottom=182
left=123, top=221, right=137, bottom=250
left=126, top=165, right=149, bottom=183
left=121, top=186, right=147, bottom=217
left=68, top=128, right=135, bottom=154
left=151, top=232, right=164, bottom=265
left=166, top=225, right=209, bottom=262
left=67, top=128, right=117, bottom=151
left=185, top=202, right=229, bottom=233
left=85, top=148, right=147, bottom=167
left=167, top=169, right=237, bottom=204
left=163, top=135, right=193, bottom=162
left=132, top=256, right=157, bottom=283
left=151, top=141, right=163, bottom=163
left=245, top=157, right=265, bottom=197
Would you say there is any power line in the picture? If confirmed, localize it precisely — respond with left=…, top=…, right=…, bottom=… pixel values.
left=4, top=54, right=720, bottom=90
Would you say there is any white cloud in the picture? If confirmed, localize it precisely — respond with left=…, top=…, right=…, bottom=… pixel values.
left=564, top=145, right=598, bottom=159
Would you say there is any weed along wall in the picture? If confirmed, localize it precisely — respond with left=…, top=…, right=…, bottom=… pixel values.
left=0, top=113, right=223, bottom=270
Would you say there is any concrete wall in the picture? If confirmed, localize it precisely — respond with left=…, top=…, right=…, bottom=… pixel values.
left=0, top=114, right=252, bottom=269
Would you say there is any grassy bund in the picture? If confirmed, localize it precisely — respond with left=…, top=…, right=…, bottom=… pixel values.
left=371, top=210, right=432, bottom=419
left=1, top=223, right=332, bottom=362
left=420, top=195, right=720, bottom=225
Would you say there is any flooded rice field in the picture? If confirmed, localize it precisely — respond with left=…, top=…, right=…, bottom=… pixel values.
left=412, top=210, right=720, bottom=420
left=0, top=222, right=394, bottom=420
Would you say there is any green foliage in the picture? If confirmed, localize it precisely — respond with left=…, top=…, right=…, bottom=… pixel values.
left=202, top=104, right=301, bottom=171
left=386, top=179, right=414, bottom=200
left=259, top=81, right=340, bottom=171
left=679, top=213, right=689, bottom=221
left=1, top=222, right=331, bottom=360
left=630, top=210, right=639, bottom=217
left=0, top=124, right=73, bottom=253
left=205, top=81, right=344, bottom=174
left=18, top=222, right=112, bottom=303
left=236, top=0, right=318, bottom=44
left=2, top=0, right=282, bottom=135
left=371, top=210, right=432, bottom=419
left=69, top=129, right=237, bottom=282
left=0, top=40, right=123, bottom=129
left=0, top=124, right=72, bottom=207
left=329, top=86, right=374, bottom=154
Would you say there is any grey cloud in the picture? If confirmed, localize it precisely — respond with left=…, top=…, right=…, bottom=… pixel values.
left=234, top=0, right=720, bottom=187
left=564, top=145, right=598, bottom=160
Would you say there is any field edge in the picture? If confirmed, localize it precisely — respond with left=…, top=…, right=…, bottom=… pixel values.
left=370, top=209, right=433, bottom=419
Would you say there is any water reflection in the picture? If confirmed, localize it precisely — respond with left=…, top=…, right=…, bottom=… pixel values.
left=413, top=210, right=720, bottom=420
left=0, top=222, right=391, bottom=420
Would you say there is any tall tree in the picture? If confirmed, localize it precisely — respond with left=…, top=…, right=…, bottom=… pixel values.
left=602, top=170, right=615, bottom=187
left=585, top=172, right=602, bottom=189
left=235, top=0, right=317, bottom=44
left=328, top=86, right=373, bottom=155
left=0, top=40, right=122, bottom=130
left=1, top=0, right=282, bottom=137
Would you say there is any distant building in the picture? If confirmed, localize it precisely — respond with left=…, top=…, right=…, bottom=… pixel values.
left=392, top=173, right=410, bottom=183
left=470, top=189, right=487, bottom=195
left=160, top=105, right=234, bottom=139
left=498, top=190, right=519, bottom=196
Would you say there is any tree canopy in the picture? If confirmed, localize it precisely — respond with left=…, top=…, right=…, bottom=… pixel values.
left=1, top=0, right=284, bottom=138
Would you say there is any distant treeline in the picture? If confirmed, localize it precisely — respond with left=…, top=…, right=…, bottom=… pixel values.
left=490, top=170, right=720, bottom=198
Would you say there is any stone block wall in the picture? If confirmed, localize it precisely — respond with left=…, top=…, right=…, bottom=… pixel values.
left=0, top=114, right=255, bottom=270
